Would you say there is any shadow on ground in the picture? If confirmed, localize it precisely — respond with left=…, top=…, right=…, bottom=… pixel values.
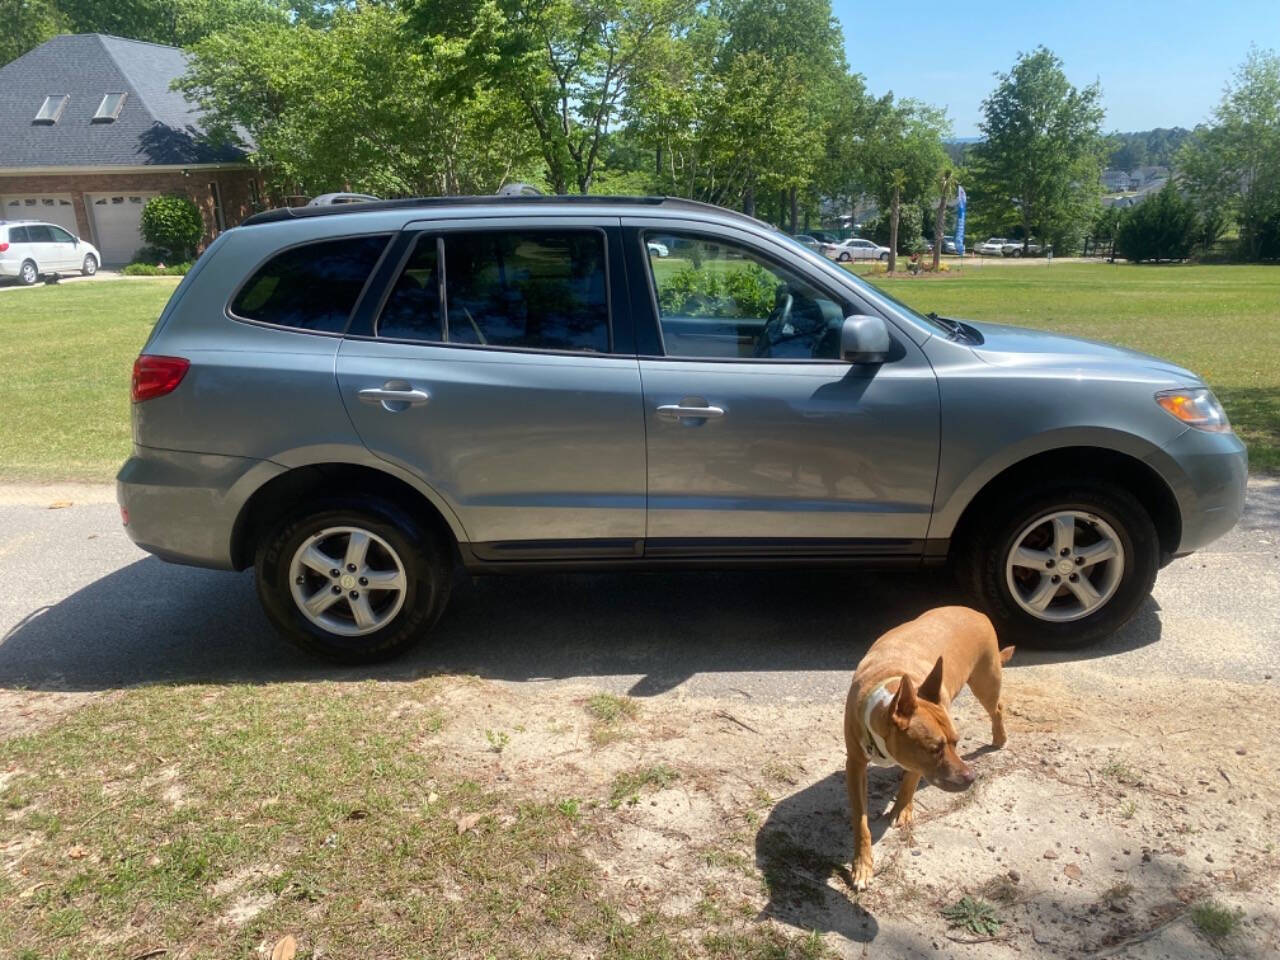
left=0, top=560, right=1161, bottom=693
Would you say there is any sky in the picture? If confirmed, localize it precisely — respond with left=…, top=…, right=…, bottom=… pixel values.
left=831, top=0, right=1280, bottom=138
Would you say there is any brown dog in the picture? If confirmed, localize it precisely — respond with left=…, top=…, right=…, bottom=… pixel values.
left=843, top=606, right=1014, bottom=891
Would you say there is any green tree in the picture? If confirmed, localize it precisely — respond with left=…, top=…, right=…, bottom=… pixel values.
left=416, top=0, right=696, bottom=195
left=0, top=0, right=63, bottom=65
left=1114, top=182, right=1199, bottom=262
left=180, top=5, right=542, bottom=197
left=971, top=47, right=1107, bottom=255
left=56, top=0, right=289, bottom=48
left=1178, top=48, right=1280, bottom=261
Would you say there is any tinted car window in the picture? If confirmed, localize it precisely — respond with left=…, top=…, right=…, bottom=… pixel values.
left=444, top=230, right=609, bottom=352
left=26, top=225, right=54, bottom=243
left=644, top=231, right=845, bottom=360
left=377, top=237, right=442, bottom=342
left=49, top=226, right=75, bottom=243
left=8, top=226, right=29, bottom=243
left=231, top=234, right=390, bottom=332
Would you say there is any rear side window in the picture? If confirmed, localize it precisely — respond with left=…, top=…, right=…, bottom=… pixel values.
left=377, top=229, right=609, bottom=352
left=8, top=226, right=29, bottom=243
left=231, top=234, right=389, bottom=332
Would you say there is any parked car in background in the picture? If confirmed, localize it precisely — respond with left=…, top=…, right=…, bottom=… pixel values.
left=791, top=234, right=822, bottom=252
left=118, top=194, right=1246, bottom=662
left=808, top=230, right=838, bottom=244
left=977, top=237, right=1009, bottom=256
left=646, top=240, right=670, bottom=257
left=307, top=193, right=379, bottom=206
left=942, top=236, right=959, bottom=255
left=824, top=237, right=890, bottom=262
left=0, top=220, right=101, bottom=285
left=1002, top=240, right=1049, bottom=257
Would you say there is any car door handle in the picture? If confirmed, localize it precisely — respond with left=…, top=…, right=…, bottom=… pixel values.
left=358, top=384, right=430, bottom=411
left=656, top=403, right=725, bottom=420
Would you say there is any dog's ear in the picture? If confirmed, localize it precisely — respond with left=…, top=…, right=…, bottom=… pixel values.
left=892, top=674, right=918, bottom=720
left=918, top=656, right=945, bottom=704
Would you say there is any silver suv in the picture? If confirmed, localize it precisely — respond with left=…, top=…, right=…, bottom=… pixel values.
left=118, top=196, right=1246, bottom=661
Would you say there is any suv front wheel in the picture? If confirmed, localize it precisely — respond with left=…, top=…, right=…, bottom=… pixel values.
left=255, top=499, right=452, bottom=662
left=961, top=481, right=1159, bottom=648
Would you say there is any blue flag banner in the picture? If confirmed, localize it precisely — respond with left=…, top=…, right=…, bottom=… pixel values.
left=955, top=185, right=967, bottom=257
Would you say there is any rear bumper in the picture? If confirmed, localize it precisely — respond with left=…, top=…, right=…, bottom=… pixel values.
left=1155, top=428, right=1248, bottom=555
left=117, top=445, right=283, bottom=570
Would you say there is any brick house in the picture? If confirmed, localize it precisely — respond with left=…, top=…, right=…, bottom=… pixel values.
left=0, top=33, right=261, bottom=264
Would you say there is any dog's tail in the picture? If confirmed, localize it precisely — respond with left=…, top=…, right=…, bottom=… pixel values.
left=999, top=645, right=1015, bottom=664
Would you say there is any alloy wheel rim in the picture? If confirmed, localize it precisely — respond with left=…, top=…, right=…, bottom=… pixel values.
left=22, top=263, right=36, bottom=283
left=84, top=256, right=96, bottom=274
left=1004, top=510, right=1125, bottom=622
left=288, top=526, right=407, bottom=637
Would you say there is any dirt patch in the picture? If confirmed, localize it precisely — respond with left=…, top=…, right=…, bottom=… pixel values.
left=420, top=673, right=1280, bottom=957
left=0, top=689, right=101, bottom=740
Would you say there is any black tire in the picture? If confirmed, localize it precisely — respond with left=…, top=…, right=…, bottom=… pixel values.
left=255, top=498, right=452, bottom=663
left=878, top=251, right=888, bottom=261
left=838, top=251, right=851, bottom=262
left=959, top=481, right=1159, bottom=649
left=81, top=254, right=98, bottom=276
left=19, top=260, right=38, bottom=286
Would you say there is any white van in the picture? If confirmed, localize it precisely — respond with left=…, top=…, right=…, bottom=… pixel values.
left=0, top=220, right=102, bottom=285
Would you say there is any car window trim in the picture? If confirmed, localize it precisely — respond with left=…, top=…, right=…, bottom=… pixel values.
left=365, top=224, right=622, bottom=358
left=224, top=230, right=396, bottom=337
left=632, top=224, right=862, bottom=364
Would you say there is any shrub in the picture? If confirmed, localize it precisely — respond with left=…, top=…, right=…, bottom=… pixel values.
left=865, top=205, right=926, bottom=254
left=1115, top=182, right=1199, bottom=262
left=657, top=262, right=776, bottom=318
left=139, top=194, right=204, bottom=261
left=122, top=261, right=192, bottom=276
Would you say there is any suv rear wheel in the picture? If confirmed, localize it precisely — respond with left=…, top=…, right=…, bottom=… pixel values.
left=961, top=481, right=1159, bottom=648
left=255, top=498, right=452, bottom=662
left=19, top=260, right=38, bottom=285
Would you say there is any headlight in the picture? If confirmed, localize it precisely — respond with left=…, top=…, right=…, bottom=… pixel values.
left=1155, top=388, right=1231, bottom=433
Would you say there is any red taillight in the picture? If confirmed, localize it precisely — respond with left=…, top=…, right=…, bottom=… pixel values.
left=0, top=242, right=9, bottom=252
left=131, top=355, right=189, bottom=403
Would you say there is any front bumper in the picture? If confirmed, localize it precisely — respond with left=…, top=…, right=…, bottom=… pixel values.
left=1154, top=427, right=1248, bottom=555
left=117, top=445, right=283, bottom=570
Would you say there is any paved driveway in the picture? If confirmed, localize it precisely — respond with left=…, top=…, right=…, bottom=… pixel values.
left=1, top=481, right=1276, bottom=700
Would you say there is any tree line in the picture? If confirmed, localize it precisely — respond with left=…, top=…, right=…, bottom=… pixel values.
left=5, top=0, right=1277, bottom=262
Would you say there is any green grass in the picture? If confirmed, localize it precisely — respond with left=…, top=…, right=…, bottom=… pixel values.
left=0, top=681, right=817, bottom=958
left=0, top=278, right=180, bottom=482
left=860, top=262, right=1280, bottom=473
left=1190, top=900, right=1243, bottom=938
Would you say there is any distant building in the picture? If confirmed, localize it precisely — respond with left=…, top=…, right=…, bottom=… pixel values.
left=0, top=33, right=259, bottom=264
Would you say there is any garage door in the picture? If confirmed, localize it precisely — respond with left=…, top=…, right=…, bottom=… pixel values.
left=1, top=194, right=80, bottom=237
left=87, top=193, right=155, bottom=265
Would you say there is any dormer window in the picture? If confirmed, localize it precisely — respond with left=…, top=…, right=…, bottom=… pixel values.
left=93, top=92, right=127, bottom=123
left=33, top=95, right=69, bottom=124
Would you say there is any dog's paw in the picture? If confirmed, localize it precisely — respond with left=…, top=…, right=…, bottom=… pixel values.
left=851, top=858, right=874, bottom=892
left=890, top=804, right=914, bottom=828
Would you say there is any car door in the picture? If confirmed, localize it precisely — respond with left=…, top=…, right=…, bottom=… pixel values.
left=855, top=240, right=876, bottom=260
left=47, top=225, right=79, bottom=269
left=624, top=219, right=940, bottom=556
left=22, top=224, right=57, bottom=269
left=337, top=218, right=647, bottom=559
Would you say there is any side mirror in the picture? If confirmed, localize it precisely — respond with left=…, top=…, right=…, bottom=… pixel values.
left=840, top=314, right=891, bottom=363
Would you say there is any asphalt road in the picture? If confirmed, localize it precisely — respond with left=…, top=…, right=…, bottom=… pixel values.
left=0, top=481, right=1276, bottom=701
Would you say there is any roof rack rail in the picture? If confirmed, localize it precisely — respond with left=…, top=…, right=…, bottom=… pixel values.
left=240, top=193, right=678, bottom=227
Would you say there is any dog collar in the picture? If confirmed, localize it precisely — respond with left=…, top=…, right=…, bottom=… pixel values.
left=861, top=680, right=897, bottom=767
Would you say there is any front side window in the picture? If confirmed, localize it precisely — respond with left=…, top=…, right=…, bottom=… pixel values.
left=377, top=229, right=610, bottom=353
left=645, top=232, right=846, bottom=360
left=49, top=226, right=75, bottom=243
left=231, top=234, right=389, bottom=332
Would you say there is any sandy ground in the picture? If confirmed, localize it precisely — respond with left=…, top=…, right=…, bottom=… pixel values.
left=422, top=673, right=1280, bottom=958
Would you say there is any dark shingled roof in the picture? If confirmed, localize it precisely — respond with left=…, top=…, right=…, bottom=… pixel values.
left=0, top=33, right=249, bottom=167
